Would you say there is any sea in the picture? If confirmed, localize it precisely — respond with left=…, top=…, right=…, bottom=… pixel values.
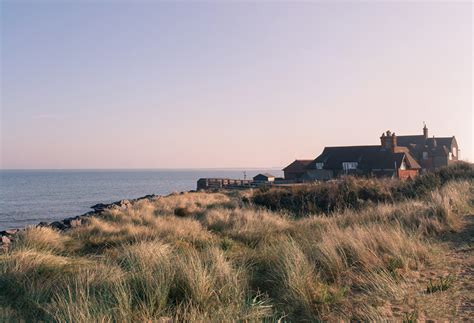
left=0, top=169, right=282, bottom=230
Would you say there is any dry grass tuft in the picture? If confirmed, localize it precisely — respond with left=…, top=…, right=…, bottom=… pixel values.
left=14, top=226, right=68, bottom=253
left=199, top=208, right=290, bottom=245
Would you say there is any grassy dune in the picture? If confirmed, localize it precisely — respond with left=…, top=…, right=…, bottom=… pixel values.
left=0, top=166, right=473, bottom=321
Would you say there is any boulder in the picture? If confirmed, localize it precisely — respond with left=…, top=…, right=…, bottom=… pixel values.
left=50, top=221, right=67, bottom=230
left=81, top=211, right=96, bottom=217
left=1, top=236, right=11, bottom=244
left=119, top=199, right=131, bottom=208
left=91, top=203, right=110, bottom=212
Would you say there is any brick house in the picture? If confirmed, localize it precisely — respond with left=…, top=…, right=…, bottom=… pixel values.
left=303, top=133, right=421, bottom=180
left=283, top=125, right=458, bottom=181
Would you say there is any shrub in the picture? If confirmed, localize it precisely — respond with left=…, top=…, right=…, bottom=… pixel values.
left=174, top=207, right=192, bottom=217
left=252, top=163, right=474, bottom=216
left=252, top=177, right=395, bottom=216
left=395, top=162, right=474, bottom=199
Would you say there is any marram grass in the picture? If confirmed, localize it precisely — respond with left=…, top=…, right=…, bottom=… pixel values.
left=0, top=179, right=472, bottom=321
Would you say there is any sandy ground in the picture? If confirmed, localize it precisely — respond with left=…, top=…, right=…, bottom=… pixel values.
left=390, top=215, right=474, bottom=321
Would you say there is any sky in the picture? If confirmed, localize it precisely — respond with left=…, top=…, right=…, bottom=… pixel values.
left=1, top=1, right=472, bottom=169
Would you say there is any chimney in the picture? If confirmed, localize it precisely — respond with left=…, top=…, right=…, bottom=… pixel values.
left=380, top=130, right=393, bottom=150
left=380, top=132, right=386, bottom=149
left=391, top=132, right=397, bottom=152
left=423, top=123, right=428, bottom=139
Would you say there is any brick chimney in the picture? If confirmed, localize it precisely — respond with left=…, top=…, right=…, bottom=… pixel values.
left=423, top=123, right=428, bottom=139
left=380, top=130, right=397, bottom=152
left=391, top=132, right=397, bottom=152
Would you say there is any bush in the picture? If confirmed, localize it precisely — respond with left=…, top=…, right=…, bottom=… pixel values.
left=252, top=163, right=474, bottom=216
left=252, top=177, right=395, bottom=216
left=397, top=162, right=474, bottom=198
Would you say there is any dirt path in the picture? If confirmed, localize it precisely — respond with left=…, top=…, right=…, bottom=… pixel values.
left=391, top=215, right=474, bottom=321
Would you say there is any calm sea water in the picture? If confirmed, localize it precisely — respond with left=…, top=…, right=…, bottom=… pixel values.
left=0, top=169, right=282, bottom=230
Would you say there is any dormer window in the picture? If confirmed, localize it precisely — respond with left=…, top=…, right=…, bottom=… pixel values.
left=315, top=162, right=324, bottom=169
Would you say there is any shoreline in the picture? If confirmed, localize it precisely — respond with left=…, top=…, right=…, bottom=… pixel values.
left=0, top=191, right=194, bottom=248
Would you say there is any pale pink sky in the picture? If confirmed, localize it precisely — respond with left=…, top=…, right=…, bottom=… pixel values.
left=1, top=2, right=472, bottom=169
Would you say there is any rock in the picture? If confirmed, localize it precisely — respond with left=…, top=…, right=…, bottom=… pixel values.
left=138, top=194, right=155, bottom=201
left=3, top=191, right=163, bottom=235
left=0, top=229, right=19, bottom=237
left=50, top=221, right=67, bottom=230
left=119, top=199, right=131, bottom=208
left=91, top=203, right=110, bottom=212
left=81, top=211, right=96, bottom=217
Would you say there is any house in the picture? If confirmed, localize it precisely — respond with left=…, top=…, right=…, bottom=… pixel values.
left=304, top=138, right=421, bottom=180
left=253, top=173, right=275, bottom=182
left=394, top=124, right=459, bottom=171
left=282, top=160, right=313, bottom=180
left=283, top=125, right=459, bottom=181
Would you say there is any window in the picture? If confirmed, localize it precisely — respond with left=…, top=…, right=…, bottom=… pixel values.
left=449, top=152, right=453, bottom=160
left=342, top=162, right=358, bottom=170
left=423, top=152, right=428, bottom=160
left=452, top=147, right=457, bottom=157
left=315, top=163, right=324, bottom=169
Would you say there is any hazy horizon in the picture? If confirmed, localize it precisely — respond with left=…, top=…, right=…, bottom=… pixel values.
left=1, top=1, right=472, bottom=169
left=0, top=167, right=284, bottom=171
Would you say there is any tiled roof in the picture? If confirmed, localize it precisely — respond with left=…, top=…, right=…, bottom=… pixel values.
left=282, top=160, right=313, bottom=172
left=309, top=145, right=420, bottom=170
left=397, top=135, right=455, bottom=157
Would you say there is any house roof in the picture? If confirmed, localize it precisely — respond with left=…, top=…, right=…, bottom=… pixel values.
left=396, top=135, right=423, bottom=147
left=282, top=159, right=313, bottom=172
left=308, top=145, right=421, bottom=170
left=397, top=135, right=455, bottom=157
left=253, top=173, right=275, bottom=179
left=394, top=147, right=421, bottom=168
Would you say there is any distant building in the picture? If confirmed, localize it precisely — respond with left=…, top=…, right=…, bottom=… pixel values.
left=283, top=125, right=458, bottom=181
left=282, top=160, right=313, bottom=180
left=253, top=173, right=275, bottom=182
